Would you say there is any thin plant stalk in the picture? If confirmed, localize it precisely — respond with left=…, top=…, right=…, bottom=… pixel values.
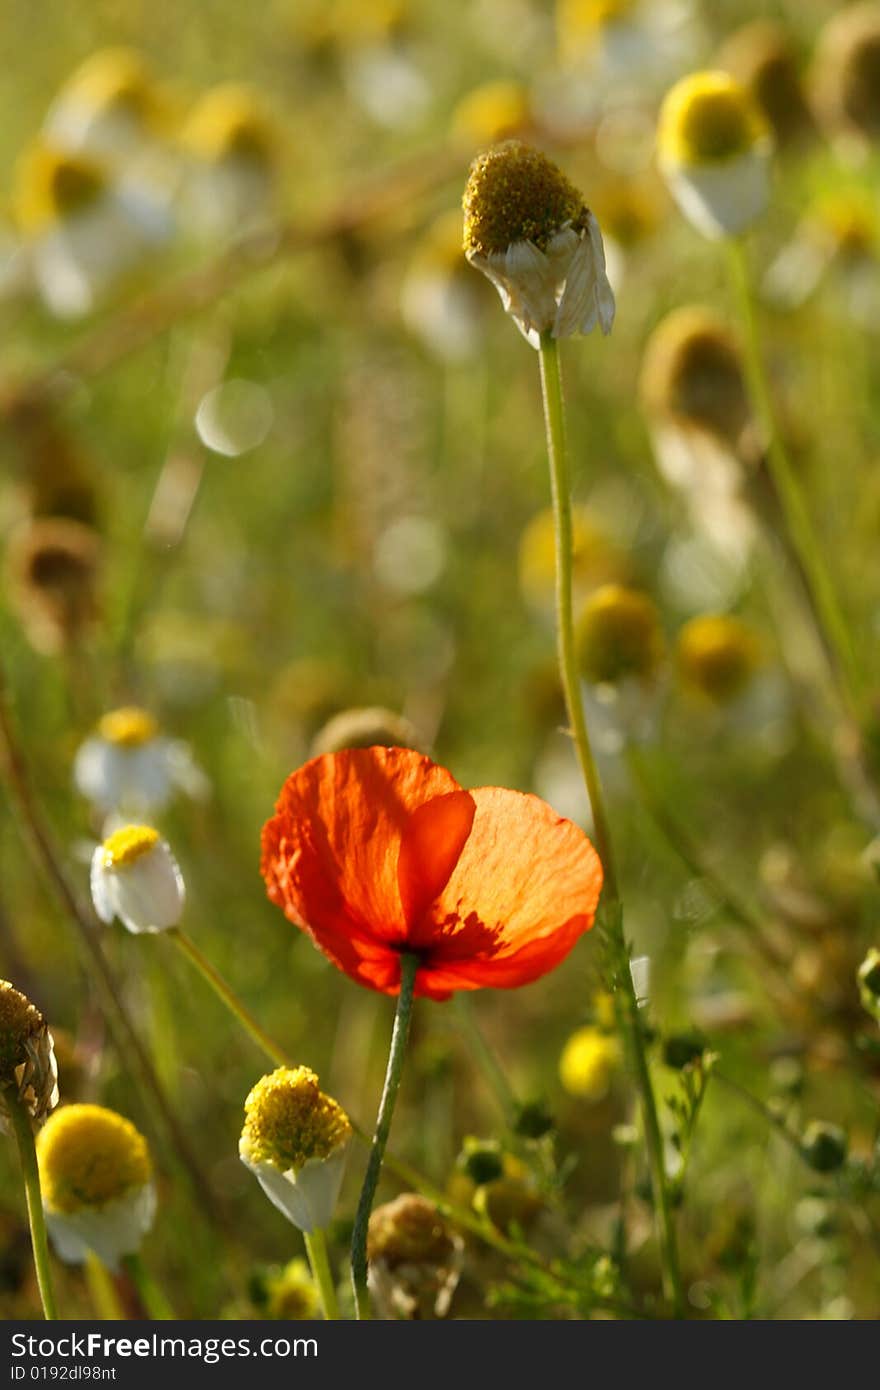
left=85, top=1253, right=126, bottom=1320
left=727, top=239, right=862, bottom=717
left=167, top=928, right=291, bottom=1069
left=350, top=952, right=419, bottom=1320
left=452, top=995, right=518, bottom=1125
left=122, top=1252, right=175, bottom=1320
left=303, top=1228, right=339, bottom=1320
left=538, top=330, right=685, bottom=1318
left=5, top=1087, right=58, bottom=1319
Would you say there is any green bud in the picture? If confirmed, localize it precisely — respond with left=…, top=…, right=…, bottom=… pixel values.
left=458, top=1137, right=504, bottom=1187
left=513, top=1099, right=554, bottom=1140
left=801, top=1121, right=848, bottom=1174
left=662, top=1031, right=706, bottom=1070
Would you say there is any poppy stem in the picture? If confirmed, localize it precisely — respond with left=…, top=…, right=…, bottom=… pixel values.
left=350, top=951, right=419, bottom=1320
left=538, top=332, right=685, bottom=1319
left=166, top=928, right=293, bottom=1069
left=303, top=1228, right=340, bottom=1320
left=4, top=1085, right=59, bottom=1320
left=726, top=237, right=863, bottom=720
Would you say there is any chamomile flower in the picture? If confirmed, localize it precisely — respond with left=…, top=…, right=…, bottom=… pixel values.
left=5, top=517, right=101, bottom=656
left=718, top=20, right=814, bottom=150
left=36, top=1105, right=155, bottom=1271
left=90, top=825, right=185, bottom=934
left=657, top=71, right=773, bottom=239
left=44, top=48, right=166, bottom=163
left=73, top=705, right=207, bottom=819
left=239, top=1067, right=352, bottom=1234
left=367, top=1194, right=464, bottom=1320
left=559, top=1025, right=620, bottom=1100
left=576, top=583, right=665, bottom=687
left=0, top=982, right=59, bottom=1134
left=676, top=613, right=760, bottom=703
left=179, top=85, right=278, bottom=239
left=812, top=3, right=880, bottom=153
left=13, top=141, right=169, bottom=318
left=462, top=140, right=615, bottom=348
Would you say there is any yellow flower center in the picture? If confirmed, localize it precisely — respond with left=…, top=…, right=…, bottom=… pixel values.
left=240, top=1066, right=352, bottom=1171
left=98, top=707, right=159, bottom=747
left=0, top=981, right=44, bottom=1078
left=182, top=85, right=275, bottom=166
left=658, top=71, right=769, bottom=166
left=677, top=614, right=760, bottom=702
left=37, top=1104, right=151, bottom=1213
left=576, top=583, right=664, bottom=685
left=559, top=1026, right=620, bottom=1099
left=101, top=825, right=160, bottom=869
left=462, top=141, right=588, bottom=258
left=13, top=145, right=106, bottom=234
left=60, top=48, right=158, bottom=124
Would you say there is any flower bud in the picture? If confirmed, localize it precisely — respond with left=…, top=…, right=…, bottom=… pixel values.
left=90, top=825, right=185, bottom=933
left=662, top=1031, right=706, bottom=1070
left=457, top=1136, right=504, bottom=1187
left=559, top=1024, right=620, bottom=1100
left=640, top=306, right=751, bottom=448
left=36, top=1104, right=155, bottom=1270
left=367, top=1194, right=464, bottom=1320
left=718, top=20, right=814, bottom=149
left=310, top=706, right=425, bottom=757
left=812, top=3, right=880, bottom=148
left=858, top=947, right=880, bottom=1021
left=0, top=981, right=59, bottom=1133
left=676, top=614, right=760, bottom=703
left=5, top=517, right=101, bottom=655
left=239, top=1067, right=352, bottom=1234
left=801, top=1120, right=848, bottom=1174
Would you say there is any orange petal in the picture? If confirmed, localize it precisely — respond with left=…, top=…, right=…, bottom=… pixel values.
left=414, top=786, right=603, bottom=987
left=397, top=790, right=475, bottom=928
left=261, top=746, right=464, bottom=951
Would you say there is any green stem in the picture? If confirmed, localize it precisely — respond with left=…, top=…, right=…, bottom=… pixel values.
left=350, top=952, right=419, bottom=1320
left=452, top=995, right=518, bottom=1124
left=85, top=1253, right=126, bottom=1320
left=538, top=333, right=619, bottom=898
left=727, top=238, right=862, bottom=717
left=303, top=1228, right=339, bottom=1320
left=5, top=1086, right=59, bottom=1319
left=168, top=928, right=291, bottom=1069
left=538, top=332, right=685, bottom=1318
left=122, top=1252, right=175, bottom=1320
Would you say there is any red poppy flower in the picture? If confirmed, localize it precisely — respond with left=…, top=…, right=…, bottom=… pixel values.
left=260, top=746, right=603, bottom=1001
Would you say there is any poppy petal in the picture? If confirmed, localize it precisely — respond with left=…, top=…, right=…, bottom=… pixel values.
left=415, top=786, right=603, bottom=987
left=260, top=745, right=464, bottom=957
left=397, top=790, right=476, bottom=929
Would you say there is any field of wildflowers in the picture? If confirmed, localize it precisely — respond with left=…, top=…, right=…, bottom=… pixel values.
left=1, top=0, right=880, bottom=1323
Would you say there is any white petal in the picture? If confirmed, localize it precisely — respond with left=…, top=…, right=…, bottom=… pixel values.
left=90, top=850, right=115, bottom=925
left=73, top=739, right=125, bottom=813
left=44, top=1183, right=156, bottom=1272
left=661, top=146, right=772, bottom=240
left=107, top=841, right=185, bottom=933
left=241, top=1146, right=348, bottom=1234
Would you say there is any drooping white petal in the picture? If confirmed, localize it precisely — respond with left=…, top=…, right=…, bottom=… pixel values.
left=44, top=1183, right=156, bottom=1272
left=241, top=1145, right=348, bottom=1234
left=92, top=839, right=185, bottom=934
left=660, top=145, right=772, bottom=239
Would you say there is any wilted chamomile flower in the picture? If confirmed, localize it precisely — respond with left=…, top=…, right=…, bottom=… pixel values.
left=90, top=825, right=185, bottom=934
left=812, top=3, right=880, bottom=151
left=657, top=71, right=773, bottom=239
left=451, top=80, right=533, bottom=146
left=239, top=1067, right=352, bottom=1234
left=462, top=140, right=615, bottom=348
left=36, top=1104, right=155, bottom=1271
left=641, top=306, right=750, bottom=449
left=367, top=1194, right=464, bottom=1320
left=519, top=504, right=627, bottom=614
left=717, top=20, right=815, bottom=150
left=179, top=85, right=278, bottom=238
left=5, top=516, right=101, bottom=655
left=857, top=948, right=880, bottom=1023
left=310, top=705, right=424, bottom=757
left=13, top=141, right=169, bottom=318
left=0, top=981, right=59, bottom=1134
left=676, top=613, right=760, bottom=703
left=44, top=48, right=166, bottom=163
left=576, top=583, right=664, bottom=687
left=73, top=705, right=207, bottom=819
left=559, top=1024, right=620, bottom=1101
left=400, top=209, right=487, bottom=362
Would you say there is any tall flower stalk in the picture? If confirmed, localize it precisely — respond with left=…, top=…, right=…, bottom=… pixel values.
left=5, top=1086, right=59, bottom=1320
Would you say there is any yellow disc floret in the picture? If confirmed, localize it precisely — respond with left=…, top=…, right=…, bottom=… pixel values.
left=58, top=48, right=159, bottom=123
left=559, top=1025, right=620, bottom=1099
left=98, top=706, right=159, bottom=747
left=677, top=613, right=760, bottom=702
left=13, top=145, right=106, bottom=234
left=100, top=825, right=160, bottom=869
left=658, top=71, right=770, bottom=166
left=463, top=141, right=588, bottom=257
left=240, top=1067, right=352, bottom=1171
left=576, top=583, right=665, bottom=685
left=37, top=1104, right=151, bottom=1213
left=0, top=981, right=45, bottom=1081
left=181, top=85, right=276, bottom=166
